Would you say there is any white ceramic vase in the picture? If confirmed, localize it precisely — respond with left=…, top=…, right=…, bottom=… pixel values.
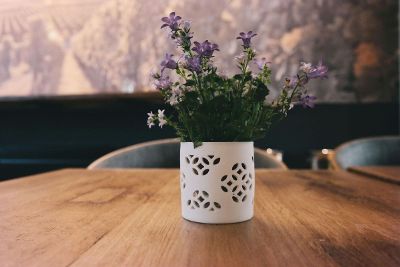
left=180, top=142, right=255, bottom=224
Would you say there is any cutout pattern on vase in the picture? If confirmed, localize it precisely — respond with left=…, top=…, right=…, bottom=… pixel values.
left=180, top=172, right=186, bottom=190
left=185, top=154, right=221, bottom=175
left=187, top=190, right=221, bottom=211
left=220, top=162, right=253, bottom=203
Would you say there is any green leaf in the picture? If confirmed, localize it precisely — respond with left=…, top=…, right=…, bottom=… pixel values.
left=252, top=80, right=269, bottom=101
left=184, top=80, right=196, bottom=86
left=233, top=74, right=242, bottom=80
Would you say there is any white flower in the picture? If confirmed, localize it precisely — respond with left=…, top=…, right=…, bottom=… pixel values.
left=167, top=87, right=183, bottom=106
left=158, top=109, right=165, bottom=118
left=183, top=20, right=191, bottom=30
left=159, top=118, right=167, bottom=128
left=168, top=95, right=179, bottom=106
left=147, top=111, right=155, bottom=128
left=147, top=121, right=155, bottom=128
left=172, top=87, right=182, bottom=95
left=289, top=103, right=294, bottom=110
left=157, top=109, right=167, bottom=128
left=299, top=62, right=312, bottom=73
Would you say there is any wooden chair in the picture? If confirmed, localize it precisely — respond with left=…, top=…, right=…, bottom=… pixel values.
left=88, top=138, right=288, bottom=169
left=332, top=136, right=400, bottom=169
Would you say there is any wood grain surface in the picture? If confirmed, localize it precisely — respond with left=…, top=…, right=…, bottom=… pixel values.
left=348, top=166, right=400, bottom=184
left=0, top=169, right=399, bottom=267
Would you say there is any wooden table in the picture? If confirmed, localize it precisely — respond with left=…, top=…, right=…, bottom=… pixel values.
left=0, top=169, right=399, bottom=267
left=348, top=166, right=400, bottom=184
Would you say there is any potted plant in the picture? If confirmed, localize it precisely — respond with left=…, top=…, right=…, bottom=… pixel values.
left=147, top=12, right=328, bottom=224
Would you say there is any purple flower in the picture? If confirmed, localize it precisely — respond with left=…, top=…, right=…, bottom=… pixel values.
left=299, top=95, right=317, bottom=108
left=160, top=53, right=178, bottom=72
left=300, top=61, right=328, bottom=79
left=236, top=31, right=257, bottom=48
left=307, top=61, right=328, bottom=79
left=161, top=12, right=181, bottom=31
left=154, top=76, right=172, bottom=90
left=192, top=40, right=219, bottom=57
left=185, top=56, right=201, bottom=73
left=254, top=57, right=270, bottom=70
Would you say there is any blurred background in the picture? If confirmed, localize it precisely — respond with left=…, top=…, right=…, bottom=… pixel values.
left=0, top=0, right=398, bottom=179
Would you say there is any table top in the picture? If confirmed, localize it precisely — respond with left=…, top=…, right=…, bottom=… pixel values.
left=0, top=169, right=399, bottom=267
left=348, top=166, right=400, bottom=184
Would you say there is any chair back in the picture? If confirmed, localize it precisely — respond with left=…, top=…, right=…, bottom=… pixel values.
left=88, top=139, right=287, bottom=169
left=333, top=136, right=400, bottom=169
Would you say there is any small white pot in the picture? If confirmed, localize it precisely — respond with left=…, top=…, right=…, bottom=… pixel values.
left=180, top=142, right=255, bottom=224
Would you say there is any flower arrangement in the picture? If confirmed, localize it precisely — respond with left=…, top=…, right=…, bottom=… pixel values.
left=147, top=12, right=328, bottom=145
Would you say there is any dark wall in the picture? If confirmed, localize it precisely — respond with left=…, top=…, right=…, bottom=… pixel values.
left=0, top=94, right=398, bottom=180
